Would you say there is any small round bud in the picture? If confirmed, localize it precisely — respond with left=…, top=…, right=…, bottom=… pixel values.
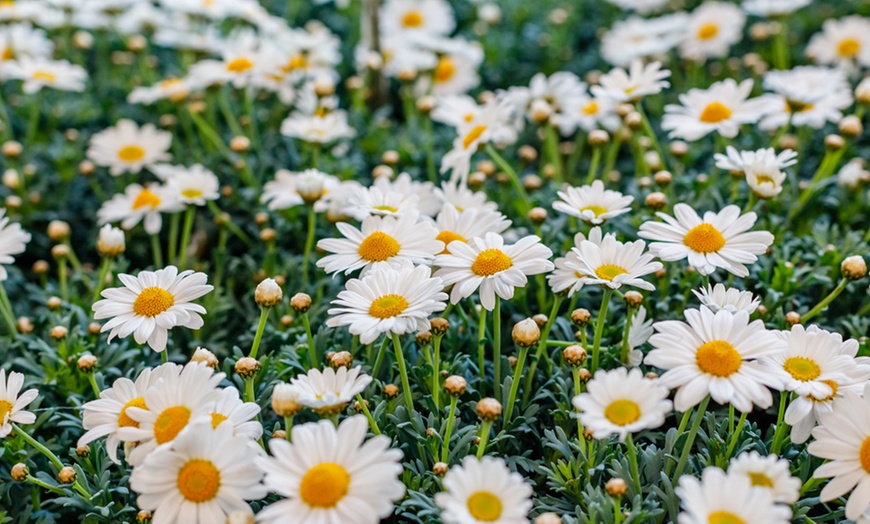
left=605, top=478, right=628, bottom=498
left=271, top=429, right=287, bottom=440
left=839, top=115, right=863, bottom=138
left=11, top=463, right=28, bottom=482
left=623, top=291, right=643, bottom=308
left=645, top=191, right=668, bottom=210
left=535, top=513, right=563, bottom=524
left=425, top=427, right=437, bottom=438
left=51, top=244, right=70, bottom=260
left=58, top=466, right=77, bottom=485
left=842, top=255, right=867, bottom=280
left=329, top=351, right=354, bottom=369
left=77, top=354, right=98, bottom=373
left=563, top=345, right=587, bottom=367
left=508, top=355, right=518, bottom=368
left=577, top=368, right=592, bottom=383
left=280, top=315, right=293, bottom=327
left=17, top=317, right=33, bottom=334
left=137, top=510, right=153, bottom=523
left=416, top=96, right=436, bottom=113
left=532, top=314, right=548, bottom=327
left=47, top=220, right=71, bottom=242
left=259, top=228, right=277, bottom=243
left=50, top=325, right=68, bottom=341
left=433, top=462, right=449, bottom=476
left=644, top=371, right=659, bottom=380
left=756, top=304, right=768, bottom=316
left=518, top=145, right=538, bottom=162
left=825, top=134, right=844, bottom=151
left=290, top=293, right=312, bottom=313
left=512, top=318, right=541, bottom=347
left=234, top=357, right=261, bottom=379
left=468, top=171, right=487, bottom=188
left=528, top=207, right=548, bottom=224
left=444, top=375, right=467, bottom=396
left=477, top=160, right=496, bottom=176
left=191, top=347, right=219, bottom=369
left=255, top=278, right=283, bottom=307
left=353, top=399, right=369, bottom=413
left=97, top=225, right=126, bottom=257
left=430, top=317, right=449, bottom=335
left=4, top=195, right=21, bottom=209
left=2, top=169, right=19, bottom=189
left=383, top=384, right=399, bottom=398
left=588, top=130, right=610, bottom=146
left=271, top=383, right=302, bottom=417
left=382, top=150, right=400, bottom=165
left=856, top=78, right=870, bottom=105
left=624, top=111, right=642, bottom=129
left=76, top=444, right=90, bottom=457
left=416, top=331, right=433, bottom=346
left=47, top=296, right=62, bottom=310
left=571, top=308, right=591, bottom=326
left=2, top=141, right=22, bottom=157
left=785, top=311, right=801, bottom=326
left=522, top=174, right=543, bottom=191
left=230, top=136, right=250, bottom=152
left=616, top=103, right=633, bottom=117
left=372, top=165, right=393, bottom=180
left=653, top=170, right=672, bottom=186
left=476, top=397, right=502, bottom=421
left=669, top=141, right=689, bottom=157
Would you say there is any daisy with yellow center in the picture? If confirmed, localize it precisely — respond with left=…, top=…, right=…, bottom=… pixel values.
left=758, top=66, right=853, bottom=133
left=566, top=232, right=662, bottom=291
left=434, top=204, right=510, bottom=255
left=639, top=203, right=774, bottom=277
left=435, top=456, right=532, bottom=524
left=645, top=307, right=787, bottom=413
left=0, top=207, right=31, bottom=282
left=262, top=169, right=347, bottom=212
left=677, top=467, right=792, bottom=524
left=343, top=185, right=422, bottom=221
left=86, top=119, right=172, bottom=176
left=152, top=164, right=220, bottom=207
left=553, top=180, right=634, bottom=225
left=806, top=16, right=870, bottom=68
left=130, top=421, right=266, bottom=523
left=549, top=228, right=605, bottom=296
left=128, top=76, right=191, bottom=105
left=380, top=0, right=455, bottom=36
left=678, top=1, right=746, bottom=62
left=287, top=366, right=373, bottom=415
left=93, top=265, right=214, bottom=352
left=418, top=36, right=482, bottom=97
left=435, top=232, right=553, bottom=311
left=97, top=183, right=184, bottom=236
left=591, top=60, right=671, bottom=103
left=662, top=79, right=768, bottom=141
left=715, top=146, right=798, bottom=199
left=440, top=98, right=507, bottom=187
left=3, top=56, right=86, bottom=94
left=206, top=386, right=263, bottom=441
left=692, top=283, right=760, bottom=314
left=728, top=451, right=801, bottom=504
left=257, top=416, right=405, bottom=524
left=0, top=369, right=37, bottom=438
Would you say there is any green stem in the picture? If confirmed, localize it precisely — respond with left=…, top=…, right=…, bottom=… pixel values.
left=0, top=282, right=20, bottom=335
left=591, top=289, right=613, bottom=373
left=572, top=367, right=585, bottom=447
left=545, top=125, right=563, bottom=183
left=493, top=297, right=502, bottom=399
left=770, top=391, right=790, bottom=455
left=503, top=345, right=529, bottom=423
left=432, top=334, right=442, bottom=411
left=301, top=312, right=316, bottom=369
left=372, top=336, right=389, bottom=380
left=626, top=434, right=642, bottom=497
left=802, top=278, right=848, bottom=323
left=442, top=395, right=458, bottom=462
left=26, top=475, right=66, bottom=496
left=58, top=258, right=68, bottom=301
left=86, top=374, right=101, bottom=398
left=177, top=206, right=196, bottom=269
left=284, top=416, right=294, bottom=441
left=523, top=296, right=563, bottom=405
left=14, top=425, right=63, bottom=470
left=585, top=146, right=602, bottom=185
left=249, top=307, right=270, bottom=360
left=673, top=396, right=710, bottom=479
left=167, top=212, right=180, bottom=264
left=620, top=305, right=636, bottom=364
left=475, top=420, right=493, bottom=458
left=725, top=411, right=748, bottom=459
left=25, top=91, right=42, bottom=146
left=485, top=144, right=531, bottom=215
left=91, top=258, right=113, bottom=305
left=244, top=376, right=256, bottom=404
left=302, top=206, right=317, bottom=288
left=477, top=306, right=488, bottom=386
left=391, top=333, right=415, bottom=415
left=150, top=234, right=163, bottom=268
left=356, top=394, right=381, bottom=435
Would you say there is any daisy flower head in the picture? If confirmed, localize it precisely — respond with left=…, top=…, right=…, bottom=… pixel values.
left=440, top=97, right=506, bottom=187
left=289, top=366, right=373, bottom=415
left=503, top=71, right=586, bottom=126
left=416, top=35, right=483, bottom=97
left=679, top=1, right=746, bottom=62
left=256, top=416, right=405, bottom=524
left=0, top=369, right=38, bottom=438
left=567, top=233, right=662, bottom=291
left=604, top=0, right=669, bottom=14
left=572, top=367, right=672, bottom=441
left=552, top=180, right=634, bottom=224
left=638, top=203, right=774, bottom=277
left=714, top=146, right=796, bottom=198
left=157, top=164, right=220, bottom=206
left=600, top=15, right=687, bottom=67
left=261, top=169, right=344, bottom=212
left=555, top=92, right=620, bottom=135
left=0, top=208, right=30, bottom=282
left=759, top=66, right=853, bottom=131
left=92, top=265, right=214, bottom=352
left=645, top=307, right=788, bottom=413
left=677, top=467, right=792, bottom=524
left=326, top=260, right=447, bottom=344
left=4, top=56, right=87, bottom=93
left=343, top=184, right=421, bottom=221
left=373, top=172, right=442, bottom=217
left=0, top=23, right=53, bottom=66
left=662, top=79, right=768, bottom=141
left=379, top=0, right=455, bottom=37
left=742, top=0, right=811, bottom=17
left=435, top=181, right=498, bottom=213
left=87, top=119, right=172, bottom=176
left=806, top=16, right=870, bottom=68
left=317, top=212, right=443, bottom=276
left=207, top=386, right=263, bottom=441
left=692, top=283, right=760, bottom=314
left=281, top=109, right=356, bottom=144
left=548, top=228, right=604, bottom=297
left=129, top=420, right=266, bottom=523
left=128, top=77, right=192, bottom=105
left=591, top=60, right=671, bottom=103
left=433, top=204, right=511, bottom=255
left=728, top=451, right=801, bottom=504
left=435, top=232, right=554, bottom=311
left=435, top=456, right=533, bottom=524
left=97, top=183, right=183, bottom=235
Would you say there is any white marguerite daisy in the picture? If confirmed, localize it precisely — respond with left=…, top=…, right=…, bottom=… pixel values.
left=117, top=362, right=225, bottom=466
left=435, top=232, right=554, bottom=311
left=128, top=77, right=192, bottom=105
left=600, top=16, right=686, bottom=67
left=567, top=234, right=662, bottom=291
left=97, top=183, right=184, bottom=235
left=806, top=16, right=870, bottom=68
left=692, top=283, right=760, bottom=314
left=130, top=421, right=266, bottom=523
left=759, top=66, right=853, bottom=132
left=627, top=306, right=654, bottom=367
left=207, top=386, right=262, bottom=441
left=154, top=164, right=220, bottom=207
left=256, top=416, right=405, bottom=524
left=504, top=71, right=586, bottom=126
left=326, top=261, right=448, bottom=344
left=662, top=79, right=768, bottom=141
left=435, top=181, right=498, bottom=213
left=261, top=169, right=348, bottom=212
left=416, top=35, right=483, bottom=97
left=92, top=265, right=214, bottom=352
left=373, top=172, right=442, bottom=218
left=742, top=0, right=810, bottom=17
left=809, top=382, right=870, bottom=521
left=714, top=146, right=796, bottom=198
left=573, top=367, right=672, bottom=441
left=433, top=204, right=510, bottom=255
left=281, top=109, right=356, bottom=144
left=552, top=180, right=634, bottom=224
left=379, top=0, right=454, bottom=37
left=78, top=363, right=179, bottom=464
left=677, top=467, right=792, bottom=524
left=440, top=97, right=508, bottom=186
left=679, top=1, right=746, bottom=62
left=548, top=228, right=604, bottom=297
left=0, top=208, right=30, bottom=282
left=289, top=366, right=373, bottom=415
left=316, top=212, right=443, bottom=276
left=645, top=307, right=788, bottom=413
left=0, top=369, right=38, bottom=438
left=343, top=185, right=421, bottom=221
left=86, top=119, right=173, bottom=176
left=837, top=160, right=869, bottom=190
left=0, top=22, right=53, bottom=66
left=604, top=0, right=669, bottom=14
left=728, top=451, right=801, bottom=505
left=3, top=56, right=87, bottom=93
left=638, top=203, right=774, bottom=277
left=555, top=91, right=621, bottom=135
left=435, top=456, right=533, bottom=524
left=591, top=60, right=671, bottom=103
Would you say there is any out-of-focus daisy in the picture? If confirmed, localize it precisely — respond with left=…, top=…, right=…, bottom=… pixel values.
left=97, top=183, right=183, bottom=235
left=433, top=204, right=510, bottom=255
left=806, top=16, right=870, bottom=68
left=326, top=261, right=447, bottom=344
left=728, top=451, right=800, bottom=504
left=281, top=109, right=356, bottom=144
left=128, top=77, right=191, bottom=105
left=573, top=367, right=671, bottom=441
left=4, top=57, right=87, bottom=93
left=0, top=208, right=30, bottom=282
left=435, top=181, right=498, bottom=213
left=261, top=169, right=346, bottom=212
left=837, top=160, right=869, bottom=190
left=435, top=232, right=554, bottom=310
left=548, top=228, right=604, bottom=297
left=645, top=307, right=787, bottom=413
left=416, top=35, right=483, bottom=97
left=601, top=16, right=687, bottom=67
left=692, top=284, right=760, bottom=314
left=679, top=2, right=746, bottom=62
left=639, top=203, right=774, bottom=277
left=663, top=79, right=767, bottom=141
left=343, top=185, right=421, bottom=221
left=440, top=97, right=507, bottom=186
left=555, top=92, right=620, bottom=135
left=208, top=387, right=262, bottom=441
left=759, top=66, right=853, bottom=131
left=153, top=164, right=220, bottom=207
left=289, top=367, right=372, bottom=415
left=379, top=0, right=454, bottom=37
left=256, top=416, right=404, bottom=524
left=627, top=306, right=654, bottom=367
left=568, top=234, right=661, bottom=291
left=130, top=421, right=266, bottom=523
left=604, top=0, right=669, bottom=14
left=93, top=266, right=214, bottom=352
left=677, top=467, right=792, bottom=524
left=592, top=60, right=671, bottom=103
left=435, top=456, right=533, bottom=524
left=504, top=71, right=586, bottom=126
left=373, top=172, right=442, bottom=218
left=742, top=0, right=810, bottom=17
left=87, top=119, right=172, bottom=176
left=0, top=369, right=38, bottom=438
left=715, top=146, right=796, bottom=198
left=552, top=180, right=634, bottom=224
left=0, top=23, right=53, bottom=68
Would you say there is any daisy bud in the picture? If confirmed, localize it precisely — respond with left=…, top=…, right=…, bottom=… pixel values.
left=756, top=304, right=768, bottom=316
left=234, top=357, right=260, bottom=379
left=58, top=466, right=77, bottom=485
left=562, top=345, right=587, bottom=367
left=51, top=244, right=69, bottom=260
left=383, top=384, right=399, bottom=398
left=255, top=278, right=283, bottom=308
left=477, top=160, right=496, bottom=176
left=50, top=326, right=68, bottom=341
left=588, top=130, right=610, bottom=147
left=645, top=151, right=661, bottom=171
left=11, top=462, right=29, bottom=482
left=476, top=398, right=502, bottom=421
left=97, top=224, right=125, bottom=258
left=856, top=78, right=870, bottom=105
left=87, top=322, right=101, bottom=335
left=508, top=355, right=518, bottom=368
left=271, top=383, right=302, bottom=417
left=346, top=75, right=364, bottom=91
left=137, top=510, right=153, bottom=523
left=230, top=136, right=250, bottom=152
left=571, top=308, right=591, bottom=326
left=669, top=141, right=688, bottom=157
left=2, top=169, right=19, bottom=189
left=522, top=174, right=543, bottom=191
left=530, top=99, right=553, bottom=124
left=425, top=427, right=437, bottom=437
left=259, top=228, right=277, bottom=243
left=495, top=172, right=510, bottom=185
left=839, top=116, right=863, bottom=138
left=4, top=195, right=20, bottom=210
left=528, top=206, right=548, bottom=224
left=290, top=293, right=312, bottom=313
left=280, top=315, right=293, bottom=327
left=623, top=291, right=644, bottom=308
left=416, top=96, right=436, bottom=113
left=73, top=30, right=93, bottom=49
left=353, top=399, right=370, bottom=413
left=779, top=134, right=798, bottom=151
left=373, top=164, right=393, bottom=179
left=605, top=478, right=627, bottom=498
left=432, top=462, right=449, bottom=476
left=585, top=69, right=602, bottom=85
left=825, top=134, right=844, bottom=151
left=654, top=171, right=672, bottom=187
left=842, top=255, right=868, bottom=280
left=615, top=103, right=633, bottom=117
left=644, top=371, right=659, bottom=379
left=535, top=513, right=563, bottom=524
left=430, top=317, right=449, bottom=335
left=414, top=331, right=433, bottom=347
left=76, top=354, right=98, bottom=373
left=577, top=368, right=592, bottom=383
left=532, top=314, right=548, bottom=328
left=382, top=150, right=400, bottom=165
left=444, top=375, right=467, bottom=396
left=76, top=444, right=90, bottom=457
left=17, top=317, right=33, bottom=334
left=2, top=141, right=22, bottom=157
left=518, top=145, right=538, bottom=162
left=624, top=111, right=642, bottom=129
left=396, top=67, right=417, bottom=82
left=512, top=318, right=541, bottom=347
left=785, top=311, right=801, bottom=326
left=749, top=22, right=772, bottom=41
left=329, top=351, right=354, bottom=369
left=191, top=347, right=219, bottom=369
left=47, top=296, right=62, bottom=310
left=226, top=511, right=255, bottom=524
left=297, top=173, right=326, bottom=204
left=313, top=78, right=335, bottom=97
left=645, top=191, right=668, bottom=210
left=468, top=172, right=487, bottom=189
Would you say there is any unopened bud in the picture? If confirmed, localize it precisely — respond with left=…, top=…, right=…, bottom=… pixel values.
left=234, top=357, right=261, bottom=379
left=290, top=293, right=312, bottom=313
left=571, top=308, right=591, bottom=326
left=271, top=383, right=302, bottom=417
left=512, top=318, right=541, bottom=347
left=842, top=255, right=867, bottom=280
left=383, top=383, right=399, bottom=398
left=77, top=354, right=98, bottom=373
left=563, top=345, right=587, bottom=366
left=476, top=397, right=502, bottom=421
left=11, top=463, right=28, bottom=481
left=255, top=278, right=283, bottom=307
left=444, top=375, right=467, bottom=396
left=191, top=347, right=219, bottom=369
left=605, top=478, right=628, bottom=498
left=58, top=466, right=77, bottom=485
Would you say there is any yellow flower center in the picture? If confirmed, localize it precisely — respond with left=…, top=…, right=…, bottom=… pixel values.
left=783, top=356, right=821, bottom=382
left=181, top=188, right=204, bottom=199
left=683, top=223, right=726, bottom=253
left=594, top=264, right=628, bottom=282
left=860, top=436, right=870, bottom=474
left=369, top=294, right=409, bottom=319
left=808, top=379, right=838, bottom=402
left=133, top=287, right=175, bottom=317
left=463, top=113, right=475, bottom=123
left=786, top=99, right=814, bottom=113
left=402, top=10, right=424, bottom=27
left=579, top=205, right=607, bottom=217
left=32, top=70, right=56, bottom=83
left=434, top=57, right=455, bottom=83
left=1, top=47, right=13, bottom=61
left=226, top=57, right=254, bottom=73
left=132, top=188, right=161, bottom=210
left=708, top=511, right=746, bottom=524
left=699, top=101, right=732, bottom=123
left=748, top=472, right=774, bottom=488
left=697, top=23, right=719, bottom=40
left=582, top=101, right=599, bottom=115
left=467, top=491, right=502, bottom=522
left=753, top=174, right=775, bottom=186
left=117, top=145, right=146, bottom=163
left=177, top=459, right=221, bottom=503
left=373, top=205, right=398, bottom=213
left=299, top=463, right=351, bottom=508
left=153, top=405, right=191, bottom=444
left=838, top=38, right=861, bottom=57
left=358, top=231, right=401, bottom=262
left=0, top=399, right=12, bottom=422
left=462, top=125, right=487, bottom=149
left=285, top=54, right=307, bottom=72
left=604, top=399, right=641, bottom=426
left=471, top=248, right=513, bottom=276
left=436, top=230, right=467, bottom=254
left=696, top=340, right=742, bottom=377
left=117, top=397, right=147, bottom=428
left=210, top=412, right=228, bottom=429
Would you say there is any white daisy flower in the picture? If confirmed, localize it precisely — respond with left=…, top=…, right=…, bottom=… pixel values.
left=645, top=307, right=788, bottom=413
left=317, top=212, right=443, bottom=276
left=127, top=77, right=192, bottom=105
left=435, top=181, right=498, bottom=213
left=678, top=2, right=746, bottom=62
left=87, top=119, right=173, bottom=176
left=433, top=204, right=510, bottom=255
left=806, top=16, right=870, bottom=68
left=435, top=232, right=554, bottom=311
left=504, top=71, right=586, bottom=126
left=207, top=386, right=262, bottom=441
left=742, top=0, right=811, bottom=17
left=0, top=208, right=30, bottom=282
left=662, top=79, right=768, bottom=141
left=281, top=109, right=356, bottom=144
left=600, top=15, right=687, bottom=67
left=591, top=60, right=671, bottom=103
left=692, top=284, right=760, bottom=314
left=0, top=23, right=53, bottom=67
left=130, top=421, right=266, bottom=523
left=373, top=172, right=442, bottom=218
left=261, top=169, right=347, bottom=212
left=548, top=228, right=605, bottom=297
left=714, top=146, right=796, bottom=198
left=379, top=0, right=455, bottom=37
left=627, top=305, right=654, bottom=367
left=638, top=203, right=774, bottom=277
left=416, top=35, right=483, bottom=97
left=555, top=92, right=621, bottom=135
left=440, top=97, right=507, bottom=187
left=117, top=362, right=225, bottom=466
left=3, top=56, right=87, bottom=93
left=728, top=451, right=801, bottom=504
left=92, top=266, right=214, bottom=352
left=154, top=164, right=220, bottom=207
left=97, top=183, right=184, bottom=235
left=552, top=180, right=634, bottom=224
left=326, top=261, right=448, bottom=344
left=344, top=185, right=421, bottom=221
left=567, top=234, right=662, bottom=291
left=257, top=416, right=405, bottom=524
left=604, top=0, right=669, bottom=14
left=837, top=160, right=869, bottom=190
left=573, top=367, right=672, bottom=441
left=758, top=66, right=853, bottom=131
left=0, top=369, right=38, bottom=438
left=435, top=456, right=533, bottom=524
left=677, top=467, right=792, bottom=524
left=289, top=366, right=373, bottom=415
